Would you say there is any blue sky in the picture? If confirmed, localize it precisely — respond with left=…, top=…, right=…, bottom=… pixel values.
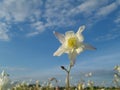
left=0, top=0, right=120, bottom=86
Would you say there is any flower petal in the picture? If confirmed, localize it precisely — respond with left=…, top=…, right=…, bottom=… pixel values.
left=53, top=31, right=65, bottom=43
left=82, top=43, right=96, bottom=50
left=68, top=50, right=77, bottom=66
left=65, top=31, right=75, bottom=39
left=53, top=45, right=65, bottom=56
left=76, top=25, right=85, bottom=42
left=76, top=47, right=83, bottom=54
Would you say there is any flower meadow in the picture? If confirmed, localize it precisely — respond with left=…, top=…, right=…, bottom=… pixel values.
left=0, top=66, right=120, bottom=90
left=0, top=25, right=120, bottom=90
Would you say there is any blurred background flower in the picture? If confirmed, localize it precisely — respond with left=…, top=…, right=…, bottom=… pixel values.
left=0, top=70, right=11, bottom=90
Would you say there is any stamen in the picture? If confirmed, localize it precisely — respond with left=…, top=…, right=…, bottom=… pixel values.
left=68, top=37, right=77, bottom=48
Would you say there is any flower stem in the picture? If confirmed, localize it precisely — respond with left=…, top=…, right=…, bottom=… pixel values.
left=66, top=71, right=70, bottom=90
left=61, top=65, right=72, bottom=90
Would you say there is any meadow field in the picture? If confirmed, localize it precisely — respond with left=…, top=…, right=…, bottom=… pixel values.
left=1, top=65, right=120, bottom=90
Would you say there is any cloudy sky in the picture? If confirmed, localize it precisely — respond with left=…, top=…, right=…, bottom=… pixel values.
left=0, top=0, right=120, bottom=86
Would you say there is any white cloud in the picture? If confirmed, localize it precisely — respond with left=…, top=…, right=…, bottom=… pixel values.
left=0, top=66, right=28, bottom=71
left=114, top=12, right=120, bottom=27
left=31, top=21, right=45, bottom=31
left=0, top=0, right=120, bottom=40
left=26, top=31, right=40, bottom=37
left=74, top=51, right=120, bottom=72
left=44, top=0, right=76, bottom=27
left=0, top=0, right=42, bottom=40
left=82, top=0, right=120, bottom=27
left=69, top=0, right=109, bottom=17
left=93, top=1, right=120, bottom=42
left=26, top=21, right=45, bottom=37
left=0, top=0, right=42, bottom=22
left=95, top=28, right=120, bottom=41
left=0, top=23, right=9, bottom=41
left=96, top=2, right=118, bottom=17
left=70, top=0, right=100, bottom=15
left=115, top=17, right=120, bottom=24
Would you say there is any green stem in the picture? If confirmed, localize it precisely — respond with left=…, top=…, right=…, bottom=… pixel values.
left=61, top=65, right=72, bottom=90
left=66, top=65, right=72, bottom=90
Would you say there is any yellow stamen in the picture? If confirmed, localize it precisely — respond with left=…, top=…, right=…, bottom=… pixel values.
left=67, top=37, right=77, bottom=48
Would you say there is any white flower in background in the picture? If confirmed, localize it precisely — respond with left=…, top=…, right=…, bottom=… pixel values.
left=114, top=65, right=120, bottom=73
left=49, top=83, right=53, bottom=88
left=0, top=70, right=11, bottom=90
left=85, top=72, right=92, bottom=77
left=87, top=80, right=94, bottom=87
left=77, top=82, right=85, bottom=90
left=53, top=25, right=96, bottom=66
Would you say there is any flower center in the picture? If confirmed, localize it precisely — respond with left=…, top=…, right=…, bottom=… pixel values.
left=67, top=37, right=77, bottom=49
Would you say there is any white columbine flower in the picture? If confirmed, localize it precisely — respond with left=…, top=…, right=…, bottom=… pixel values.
left=114, top=65, right=120, bottom=73
left=85, top=72, right=92, bottom=77
left=0, top=70, right=11, bottom=90
left=53, top=25, right=96, bottom=66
